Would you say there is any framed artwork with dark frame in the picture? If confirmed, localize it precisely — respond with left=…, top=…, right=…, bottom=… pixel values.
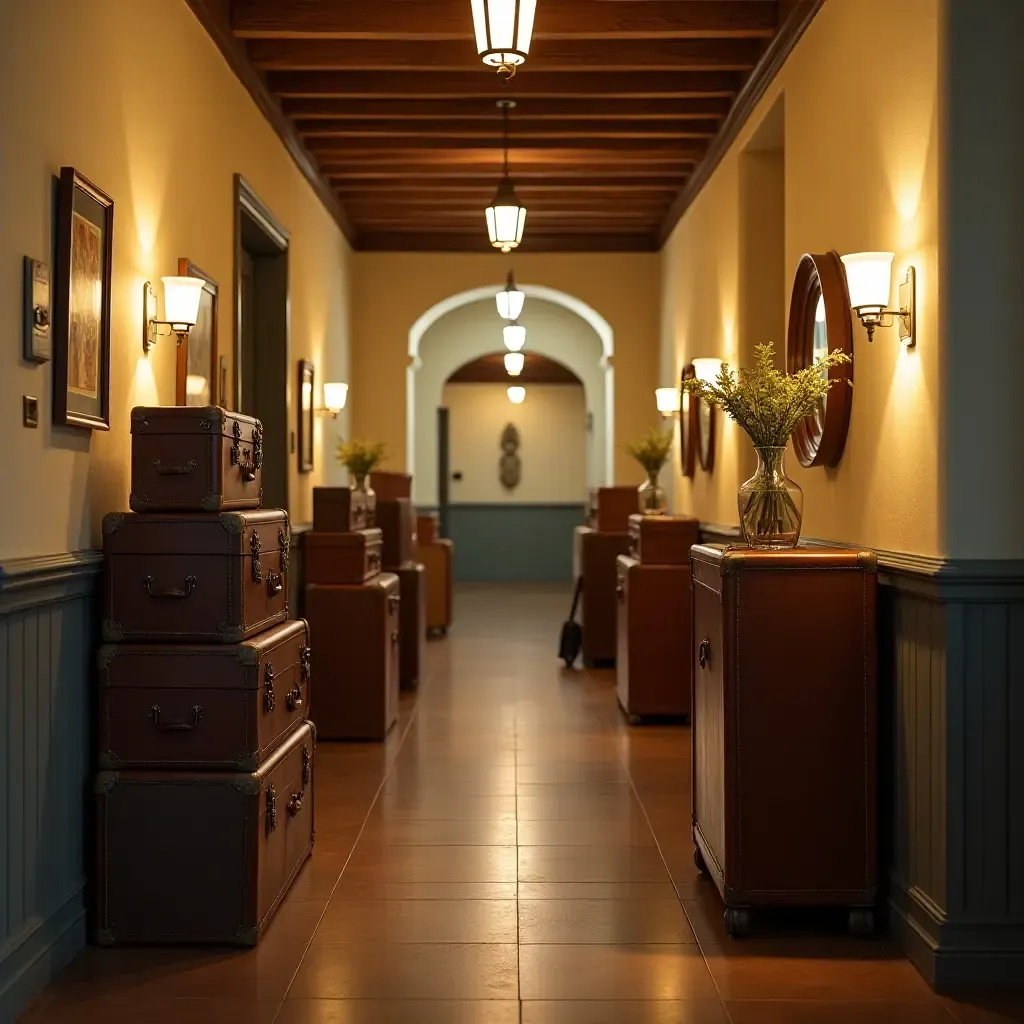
left=175, top=259, right=219, bottom=407
left=298, top=360, right=314, bottom=473
left=52, top=166, right=113, bottom=430
left=678, top=362, right=697, bottom=478
left=787, top=251, right=854, bottom=468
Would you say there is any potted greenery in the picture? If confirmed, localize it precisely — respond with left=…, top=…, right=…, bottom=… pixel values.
left=336, top=438, right=387, bottom=503
left=682, top=343, right=851, bottom=549
left=626, top=427, right=675, bottom=516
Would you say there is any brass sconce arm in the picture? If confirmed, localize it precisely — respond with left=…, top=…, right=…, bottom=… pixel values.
left=852, top=267, right=916, bottom=347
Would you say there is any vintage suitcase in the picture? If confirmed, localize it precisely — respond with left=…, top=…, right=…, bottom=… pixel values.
left=417, top=512, right=440, bottom=545
left=595, top=486, right=639, bottom=532
left=690, top=545, right=878, bottom=937
left=417, top=537, right=453, bottom=635
left=129, top=406, right=263, bottom=513
left=370, top=470, right=412, bottom=501
left=97, top=619, right=310, bottom=771
left=615, top=556, right=691, bottom=721
left=102, top=509, right=290, bottom=644
left=628, top=513, right=700, bottom=566
left=94, top=720, right=315, bottom=946
left=377, top=498, right=416, bottom=570
left=313, top=486, right=376, bottom=531
left=574, top=525, right=630, bottom=666
left=305, top=528, right=382, bottom=585
left=396, top=562, right=427, bottom=690
left=305, top=575, right=400, bottom=740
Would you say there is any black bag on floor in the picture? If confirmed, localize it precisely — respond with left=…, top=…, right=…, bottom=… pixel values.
left=558, top=576, right=584, bottom=668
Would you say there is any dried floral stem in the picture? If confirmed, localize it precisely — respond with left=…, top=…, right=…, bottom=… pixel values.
left=336, top=438, right=387, bottom=479
left=626, top=428, right=674, bottom=475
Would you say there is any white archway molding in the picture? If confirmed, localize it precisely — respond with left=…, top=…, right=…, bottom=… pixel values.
left=407, top=284, right=615, bottom=492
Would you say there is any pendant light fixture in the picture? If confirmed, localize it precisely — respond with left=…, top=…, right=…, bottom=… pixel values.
left=504, top=352, right=525, bottom=376
left=503, top=323, right=526, bottom=351
left=485, top=100, right=526, bottom=253
left=471, top=0, right=537, bottom=77
left=496, top=271, right=525, bottom=320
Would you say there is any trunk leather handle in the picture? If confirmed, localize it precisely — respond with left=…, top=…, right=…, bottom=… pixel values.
left=286, top=684, right=303, bottom=711
left=152, top=459, right=197, bottom=476
left=698, top=637, right=711, bottom=669
left=144, top=575, right=197, bottom=599
left=266, top=571, right=283, bottom=597
left=287, top=792, right=304, bottom=816
left=150, top=704, right=203, bottom=732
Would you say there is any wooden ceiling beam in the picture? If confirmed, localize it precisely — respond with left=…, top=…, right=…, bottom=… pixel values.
left=295, top=118, right=717, bottom=140
left=306, top=138, right=707, bottom=157
left=246, top=37, right=764, bottom=72
left=334, top=180, right=687, bottom=193
left=232, top=1, right=778, bottom=41
left=280, top=96, right=733, bottom=121
left=267, top=70, right=744, bottom=99
left=355, top=232, right=660, bottom=253
left=325, top=166, right=693, bottom=180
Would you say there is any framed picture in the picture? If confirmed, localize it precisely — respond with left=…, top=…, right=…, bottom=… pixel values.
left=298, top=359, right=314, bottom=473
left=53, top=167, right=113, bottom=430
left=175, top=259, right=219, bottom=407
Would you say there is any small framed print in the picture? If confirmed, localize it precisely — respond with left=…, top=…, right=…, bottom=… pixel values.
left=23, top=257, right=51, bottom=363
left=175, top=259, right=218, bottom=407
left=52, top=167, right=113, bottom=430
left=298, top=360, right=314, bottom=473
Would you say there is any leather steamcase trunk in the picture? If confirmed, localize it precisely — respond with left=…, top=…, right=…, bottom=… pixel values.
left=94, top=721, right=315, bottom=946
left=129, top=406, right=264, bottom=513
left=102, top=509, right=290, bottom=643
left=305, top=528, right=383, bottom=585
left=97, top=619, right=310, bottom=772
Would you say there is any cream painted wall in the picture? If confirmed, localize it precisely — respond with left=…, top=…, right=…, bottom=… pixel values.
left=414, top=298, right=605, bottom=506
left=0, top=0, right=351, bottom=561
left=444, top=383, right=587, bottom=505
left=351, top=252, right=661, bottom=485
left=661, top=0, right=943, bottom=557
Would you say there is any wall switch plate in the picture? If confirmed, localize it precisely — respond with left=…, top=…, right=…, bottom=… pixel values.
left=23, top=395, right=39, bottom=428
left=23, top=257, right=51, bottom=363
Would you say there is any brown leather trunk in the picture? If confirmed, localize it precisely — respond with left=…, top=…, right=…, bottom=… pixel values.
left=97, top=619, right=310, bottom=772
left=628, top=513, right=700, bottom=565
left=615, top=556, right=691, bottom=720
left=94, top=720, right=315, bottom=946
left=416, top=538, right=453, bottom=634
left=573, top=526, right=630, bottom=666
left=396, top=562, right=426, bottom=690
left=305, top=529, right=383, bottom=585
left=305, top=575, right=400, bottom=740
left=102, top=510, right=290, bottom=644
left=377, top=498, right=416, bottom=570
left=129, top=406, right=264, bottom=513
left=417, top=512, right=440, bottom=545
left=690, top=544, right=878, bottom=925
left=313, top=486, right=376, bottom=531
left=369, top=470, right=412, bottom=501
left=594, top=486, right=639, bottom=532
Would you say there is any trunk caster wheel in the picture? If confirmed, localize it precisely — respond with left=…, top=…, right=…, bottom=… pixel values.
left=693, top=847, right=707, bottom=874
left=848, top=908, right=874, bottom=937
left=724, top=907, right=751, bottom=938
left=627, top=714, right=642, bottom=726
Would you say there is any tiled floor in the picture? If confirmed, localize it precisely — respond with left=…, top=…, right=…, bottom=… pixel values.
left=22, top=584, right=1024, bottom=1023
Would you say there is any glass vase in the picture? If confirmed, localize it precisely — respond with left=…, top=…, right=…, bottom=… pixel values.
left=737, top=447, right=804, bottom=549
left=638, top=472, right=667, bottom=516
left=350, top=472, right=375, bottom=526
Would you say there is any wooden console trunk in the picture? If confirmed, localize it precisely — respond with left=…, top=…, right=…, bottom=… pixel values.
left=573, top=525, right=630, bottom=667
left=305, top=529, right=383, bottom=585
left=690, top=544, right=878, bottom=937
left=396, top=562, right=427, bottom=690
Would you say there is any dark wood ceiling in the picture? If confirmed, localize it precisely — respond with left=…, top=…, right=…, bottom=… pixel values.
left=190, top=1, right=821, bottom=252
left=447, top=351, right=581, bottom=385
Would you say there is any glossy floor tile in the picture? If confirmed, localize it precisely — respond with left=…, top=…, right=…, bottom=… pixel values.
left=22, top=583, right=977, bottom=1022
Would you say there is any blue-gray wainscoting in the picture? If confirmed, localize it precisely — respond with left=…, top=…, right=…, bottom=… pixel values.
left=0, top=552, right=101, bottom=1024
left=445, top=503, right=586, bottom=583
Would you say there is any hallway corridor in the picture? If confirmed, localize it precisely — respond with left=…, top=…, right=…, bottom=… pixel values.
left=23, top=586, right=1015, bottom=1023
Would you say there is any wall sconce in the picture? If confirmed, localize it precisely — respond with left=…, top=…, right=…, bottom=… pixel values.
left=504, top=352, right=525, bottom=376
left=316, top=382, right=348, bottom=419
left=692, top=357, right=724, bottom=384
left=142, top=276, right=205, bottom=354
left=503, top=322, right=526, bottom=351
left=656, top=387, right=681, bottom=418
left=840, top=252, right=916, bottom=347
left=507, top=385, right=526, bottom=404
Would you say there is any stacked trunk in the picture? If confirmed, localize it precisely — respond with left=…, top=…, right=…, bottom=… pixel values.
left=308, top=487, right=400, bottom=739
left=416, top=512, right=454, bottom=637
left=95, top=407, right=314, bottom=947
left=371, top=471, right=427, bottom=691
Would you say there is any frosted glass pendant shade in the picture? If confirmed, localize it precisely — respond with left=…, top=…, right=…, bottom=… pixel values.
left=485, top=178, right=527, bottom=252
left=471, top=0, right=537, bottom=68
left=507, top=385, right=526, bottom=404
left=504, top=352, right=525, bottom=376
left=496, top=273, right=525, bottom=320
left=503, top=323, right=526, bottom=351
left=161, top=276, right=204, bottom=331
left=841, top=252, right=894, bottom=311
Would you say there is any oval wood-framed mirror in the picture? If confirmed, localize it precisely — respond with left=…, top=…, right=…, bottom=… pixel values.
left=678, top=362, right=697, bottom=478
left=787, top=251, right=854, bottom=468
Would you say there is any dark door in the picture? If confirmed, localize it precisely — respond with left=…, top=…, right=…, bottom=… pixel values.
left=437, top=406, right=450, bottom=539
